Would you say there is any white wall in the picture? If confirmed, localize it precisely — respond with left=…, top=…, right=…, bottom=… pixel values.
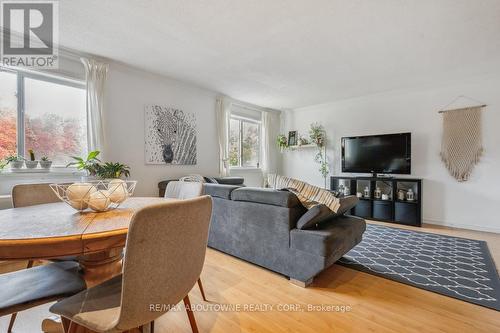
left=103, top=62, right=220, bottom=196
left=282, top=74, right=500, bottom=233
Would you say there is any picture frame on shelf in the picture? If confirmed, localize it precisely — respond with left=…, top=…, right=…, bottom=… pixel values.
left=288, top=131, right=298, bottom=146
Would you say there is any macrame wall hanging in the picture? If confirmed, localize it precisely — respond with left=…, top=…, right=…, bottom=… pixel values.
left=438, top=95, right=486, bottom=182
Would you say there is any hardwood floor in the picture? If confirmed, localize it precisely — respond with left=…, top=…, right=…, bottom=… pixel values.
left=1, top=221, right=499, bottom=333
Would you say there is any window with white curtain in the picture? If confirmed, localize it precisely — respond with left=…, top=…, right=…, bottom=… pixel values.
left=228, top=104, right=262, bottom=168
left=0, top=67, right=87, bottom=165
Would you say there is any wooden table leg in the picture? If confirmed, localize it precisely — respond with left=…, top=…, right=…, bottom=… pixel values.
left=42, top=249, right=124, bottom=333
left=79, top=248, right=124, bottom=287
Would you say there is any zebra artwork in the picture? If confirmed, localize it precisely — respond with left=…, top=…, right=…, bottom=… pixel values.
left=145, top=105, right=197, bottom=165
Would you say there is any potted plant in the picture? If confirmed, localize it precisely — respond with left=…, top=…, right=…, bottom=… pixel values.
left=96, top=162, right=131, bottom=179
left=277, top=134, right=288, bottom=152
left=25, top=149, right=39, bottom=169
left=0, top=159, right=7, bottom=172
left=309, top=123, right=330, bottom=188
left=6, top=155, right=24, bottom=169
left=40, top=156, right=53, bottom=169
left=66, top=150, right=101, bottom=180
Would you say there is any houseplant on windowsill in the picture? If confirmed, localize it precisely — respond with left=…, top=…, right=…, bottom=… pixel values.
left=40, top=156, right=53, bottom=169
left=25, top=149, right=39, bottom=169
left=66, top=150, right=101, bottom=181
left=6, top=155, right=24, bottom=169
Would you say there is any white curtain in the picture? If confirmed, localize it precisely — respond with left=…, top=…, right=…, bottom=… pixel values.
left=215, top=96, right=231, bottom=176
left=81, top=58, right=108, bottom=158
left=261, top=111, right=272, bottom=186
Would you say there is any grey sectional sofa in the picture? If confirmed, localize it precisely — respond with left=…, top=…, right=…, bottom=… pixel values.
left=204, top=184, right=366, bottom=286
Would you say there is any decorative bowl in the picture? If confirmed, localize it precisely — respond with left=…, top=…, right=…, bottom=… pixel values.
left=50, top=180, right=137, bottom=212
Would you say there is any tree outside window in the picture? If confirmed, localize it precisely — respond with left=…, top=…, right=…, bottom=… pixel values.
left=229, top=116, right=260, bottom=168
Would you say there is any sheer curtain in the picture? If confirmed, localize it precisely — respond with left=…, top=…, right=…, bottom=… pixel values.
left=261, top=111, right=272, bottom=185
left=81, top=58, right=108, bottom=158
left=215, top=96, right=232, bottom=176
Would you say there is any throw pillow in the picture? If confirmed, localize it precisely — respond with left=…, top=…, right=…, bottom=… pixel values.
left=296, top=204, right=332, bottom=230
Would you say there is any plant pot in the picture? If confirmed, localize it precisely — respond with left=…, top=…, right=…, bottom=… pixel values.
left=25, top=160, right=39, bottom=169
left=40, top=161, right=53, bottom=169
left=10, top=160, right=24, bottom=169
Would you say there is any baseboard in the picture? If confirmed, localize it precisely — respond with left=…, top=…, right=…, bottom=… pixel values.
left=423, top=218, right=500, bottom=234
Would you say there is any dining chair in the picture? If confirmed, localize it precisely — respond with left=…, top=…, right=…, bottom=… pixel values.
left=50, top=196, right=213, bottom=333
left=165, top=180, right=208, bottom=302
left=8, top=183, right=73, bottom=332
left=0, top=261, right=86, bottom=332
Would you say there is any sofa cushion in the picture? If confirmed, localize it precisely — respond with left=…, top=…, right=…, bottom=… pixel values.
left=204, top=183, right=241, bottom=199
left=213, top=177, right=245, bottom=185
left=296, top=204, right=331, bottom=230
left=230, top=187, right=300, bottom=208
left=290, top=215, right=366, bottom=257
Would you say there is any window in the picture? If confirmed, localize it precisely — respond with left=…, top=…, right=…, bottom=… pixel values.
left=0, top=68, right=87, bottom=165
left=229, top=115, right=261, bottom=168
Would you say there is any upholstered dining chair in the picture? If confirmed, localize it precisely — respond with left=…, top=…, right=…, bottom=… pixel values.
left=164, top=180, right=208, bottom=302
left=50, top=196, right=213, bottom=333
left=7, top=183, right=71, bottom=332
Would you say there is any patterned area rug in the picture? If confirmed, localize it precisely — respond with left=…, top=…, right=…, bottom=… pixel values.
left=338, top=224, right=500, bottom=310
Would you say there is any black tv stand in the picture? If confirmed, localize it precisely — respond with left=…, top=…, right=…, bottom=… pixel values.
left=331, top=176, right=422, bottom=227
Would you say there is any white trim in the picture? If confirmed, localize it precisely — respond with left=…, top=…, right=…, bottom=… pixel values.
left=423, top=218, right=500, bottom=234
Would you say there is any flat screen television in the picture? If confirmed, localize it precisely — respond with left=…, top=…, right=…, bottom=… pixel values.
left=341, top=133, right=411, bottom=174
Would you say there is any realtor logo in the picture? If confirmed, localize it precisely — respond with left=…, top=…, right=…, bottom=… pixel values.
left=1, top=0, right=59, bottom=68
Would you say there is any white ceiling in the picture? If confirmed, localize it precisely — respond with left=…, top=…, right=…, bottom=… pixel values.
left=59, top=0, right=500, bottom=109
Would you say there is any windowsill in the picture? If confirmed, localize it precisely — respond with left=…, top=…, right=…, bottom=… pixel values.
left=230, top=167, right=262, bottom=172
left=0, top=168, right=84, bottom=177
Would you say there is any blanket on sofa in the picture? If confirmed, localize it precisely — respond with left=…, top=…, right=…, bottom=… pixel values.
left=267, top=174, right=341, bottom=212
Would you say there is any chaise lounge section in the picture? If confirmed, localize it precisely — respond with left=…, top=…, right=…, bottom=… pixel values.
left=204, top=184, right=366, bottom=286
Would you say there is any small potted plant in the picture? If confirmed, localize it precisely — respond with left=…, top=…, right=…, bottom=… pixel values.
left=277, top=134, right=288, bottom=152
left=6, top=155, right=24, bottom=169
left=96, top=162, right=131, bottom=179
left=25, top=149, right=39, bottom=169
left=66, top=150, right=101, bottom=180
left=0, top=159, right=7, bottom=172
left=40, top=156, right=53, bottom=169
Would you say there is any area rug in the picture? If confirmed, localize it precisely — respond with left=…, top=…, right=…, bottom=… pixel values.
left=338, top=224, right=500, bottom=310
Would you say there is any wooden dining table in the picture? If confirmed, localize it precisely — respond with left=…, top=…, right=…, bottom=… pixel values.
left=0, top=196, right=171, bottom=333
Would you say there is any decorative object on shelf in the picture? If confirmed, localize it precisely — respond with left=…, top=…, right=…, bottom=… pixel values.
left=50, top=180, right=137, bottom=212
left=439, top=96, right=486, bottom=182
left=288, top=130, right=298, bottom=146
left=276, top=134, right=288, bottom=151
left=374, top=187, right=382, bottom=199
left=406, top=188, right=415, bottom=201
left=343, top=185, right=350, bottom=196
left=356, top=192, right=363, bottom=198
left=5, top=155, right=24, bottom=169
left=298, top=136, right=309, bottom=146
left=397, top=189, right=406, bottom=201
left=40, top=156, right=52, bottom=169
left=145, top=104, right=197, bottom=165
left=381, top=194, right=389, bottom=201
left=25, top=149, right=38, bottom=169
left=363, top=186, right=370, bottom=198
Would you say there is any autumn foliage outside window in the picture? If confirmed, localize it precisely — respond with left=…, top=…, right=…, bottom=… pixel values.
left=0, top=69, right=87, bottom=165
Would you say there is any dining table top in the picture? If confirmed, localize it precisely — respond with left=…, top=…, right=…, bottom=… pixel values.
left=0, top=197, right=171, bottom=260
